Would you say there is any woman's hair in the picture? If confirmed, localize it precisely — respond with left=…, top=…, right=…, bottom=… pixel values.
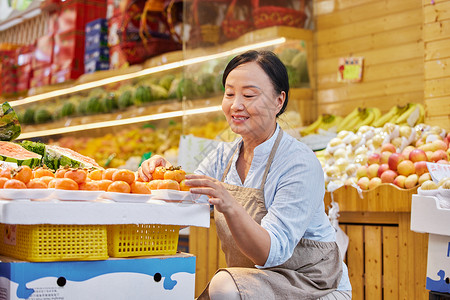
left=222, top=50, right=289, bottom=117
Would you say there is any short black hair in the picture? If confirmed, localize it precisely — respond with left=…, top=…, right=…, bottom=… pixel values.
left=222, top=50, right=289, bottom=117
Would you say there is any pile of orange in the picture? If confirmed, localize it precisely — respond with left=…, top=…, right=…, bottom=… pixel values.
left=146, top=166, right=189, bottom=191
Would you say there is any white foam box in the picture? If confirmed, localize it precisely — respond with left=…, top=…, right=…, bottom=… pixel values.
left=411, top=195, right=450, bottom=293
left=0, top=253, right=195, bottom=300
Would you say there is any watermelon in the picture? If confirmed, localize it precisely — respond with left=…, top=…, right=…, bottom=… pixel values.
left=43, top=145, right=100, bottom=170
left=0, top=102, right=21, bottom=141
left=0, top=141, right=41, bottom=168
left=118, top=90, right=133, bottom=109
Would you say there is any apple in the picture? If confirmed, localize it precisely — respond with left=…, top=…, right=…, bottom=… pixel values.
left=344, top=178, right=357, bottom=186
left=381, top=143, right=397, bottom=153
left=357, top=177, right=370, bottom=190
left=367, top=163, right=380, bottom=179
left=367, top=153, right=381, bottom=165
left=431, top=149, right=449, bottom=162
left=401, top=146, right=416, bottom=159
left=377, top=163, right=389, bottom=177
left=356, top=166, right=368, bottom=179
left=421, top=180, right=438, bottom=190
left=432, top=139, right=448, bottom=151
left=393, top=175, right=406, bottom=188
left=405, top=174, right=419, bottom=189
left=399, top=125, right=412, bottom=138
left=369, top=177, right=382, bottom=190
left=388, top=153, right=405, bottom=171
left=409, top=149, right=428, bottom=162
left=418, top=173, right=432, bottom=185
left=419, top=143, right=435, bottom=152
left=397, top=160, right=415, bottom=176
left=426, top=151, right=434, bottom=161
left=414, top=161, right=428, bottom=176
left=381, top=151, right=392, bottom=164
left=391, top=137, right=403, bottom=148
left=381, top=170, right=398, bottom=184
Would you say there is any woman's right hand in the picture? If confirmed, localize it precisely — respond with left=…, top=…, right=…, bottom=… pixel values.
left=138, top=155, right=172, bottom=181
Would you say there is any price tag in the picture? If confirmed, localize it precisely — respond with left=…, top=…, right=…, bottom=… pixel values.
left=338, top=57, right=364, bottom=83
left=426, top=162, right=450, bottom=183
left=178, top=135, right=220, bottom=173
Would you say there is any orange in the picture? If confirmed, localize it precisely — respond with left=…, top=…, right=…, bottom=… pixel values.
left=55, top=178, right=79, bottom=190
left=112, top=169, right=136, bottom=185
left=88, top=169, right=104, bottom=181
left=27, top=179, right=48, bottom=189
left=130, top=181, right=151, bottom=194
left=0, top=168, right=12, bottom=179
left=152, top=166, right=166, bottom=180
left=33, top=167, right=55, bottom=178
left=64, top=169, right=88, bottom=184
left=4, top=179, right=27, bottom=189
left=55, top=168, right=69, bottom=178
left=147, top=180, right=161, bottom=190
left=157, top=179, right=180, bottom=190
left=97, top=179, right=113, bottom=192
left=164, top=167, right=186, bottom=183
left=39, top=176, right=55, bottom=187
left=107, top=181, right=131, bottom=193
left=179, top=179, right=190, bottom=191
left=79, top=181, right=100, bottom=191
left=0, top=177, right=8, bottom=188
left=102, top=168, right=118, bottom=180
left=12, top=165, right=32, bottom=184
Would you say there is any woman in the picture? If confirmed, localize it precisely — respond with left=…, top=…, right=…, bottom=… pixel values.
left=139, top=50, right=352, bottom=299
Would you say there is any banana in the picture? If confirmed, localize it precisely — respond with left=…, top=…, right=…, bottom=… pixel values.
left=370, top=107, right=382, bottom=122
left=300, top=115, right=323, bottom=136
left=395, top=103, right=417, bottom=124
left=416, top=103, right=425, bottom=124
left=321, top=115, right=343, bottom=131
left=355, top=108, right=376, bottom=129
left=343, top=115, right=362, bottom=132
left=372, top=105, right=399, bottom=127
left=337, top=107, right=360, bottom=132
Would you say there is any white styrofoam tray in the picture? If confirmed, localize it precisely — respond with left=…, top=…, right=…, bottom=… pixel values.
left=0, top=200, right=210, bottom=227
left=410, top=195, right=450, bottom=236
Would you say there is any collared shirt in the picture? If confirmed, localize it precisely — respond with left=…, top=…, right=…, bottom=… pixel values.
left=196, top=124, right=351, bottom=291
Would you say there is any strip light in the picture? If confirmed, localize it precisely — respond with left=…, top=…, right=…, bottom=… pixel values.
left=17, top=105, right=223, bottom=139
left=10, top=37, right=286, bottom=108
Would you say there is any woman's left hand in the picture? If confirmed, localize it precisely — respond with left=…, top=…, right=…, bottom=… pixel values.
left=185, top=174, right=237, bottom=214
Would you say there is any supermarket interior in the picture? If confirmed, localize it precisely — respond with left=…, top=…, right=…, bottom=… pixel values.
left=0, top=0, right=450, bottom=299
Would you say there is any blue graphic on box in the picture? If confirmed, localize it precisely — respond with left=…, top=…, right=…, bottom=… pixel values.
left=84, top=47, right=110, bottom=62
left=426, top=270, right=450, bottom=293
left=86, top=18, right=108, bottom=35
left=0, top=256, right=195, bottom=299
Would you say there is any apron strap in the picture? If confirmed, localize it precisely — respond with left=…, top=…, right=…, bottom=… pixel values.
left=259, top=129, right=283, bottom=190
left=221, top=143, right=240, bottom=182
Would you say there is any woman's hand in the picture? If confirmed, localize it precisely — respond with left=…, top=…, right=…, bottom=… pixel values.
left=185, top=174, right=237, bottom=214
left=138, top=155, right=172, bottom=182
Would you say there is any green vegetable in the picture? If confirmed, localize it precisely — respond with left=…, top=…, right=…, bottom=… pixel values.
left=0, top=102, right=21, bottom=141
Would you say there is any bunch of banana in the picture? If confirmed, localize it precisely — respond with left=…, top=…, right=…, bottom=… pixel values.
left=300, top=114, right=343, bottom=136
left=336, top=107, right=380, bottom=132
left=372, top=103, right=425, bottom=127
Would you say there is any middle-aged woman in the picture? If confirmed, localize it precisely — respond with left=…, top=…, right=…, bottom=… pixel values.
left=139, top=50, right=352, bottom=299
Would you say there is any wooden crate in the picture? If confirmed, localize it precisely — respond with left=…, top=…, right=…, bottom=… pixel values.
left=189, top=184, right=428, bottom=299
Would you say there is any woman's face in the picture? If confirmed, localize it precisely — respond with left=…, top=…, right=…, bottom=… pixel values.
left=222, top=62, right=285, bottom=142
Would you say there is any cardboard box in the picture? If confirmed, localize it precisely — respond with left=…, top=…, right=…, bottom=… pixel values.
left=84, top=47, right=109, bottom=62
left=58, top=0, right=106, bottom=33
left=85, top=60, right=109, bottom=73
left=33, top=34, right=54, bottom=69
left=85, top=34, right=108, bottom=51
left=52, top=30, right=85, bottom=83
left=86, top=18, right=108, bottom=35
left=0, top=253, right=196, bottom=300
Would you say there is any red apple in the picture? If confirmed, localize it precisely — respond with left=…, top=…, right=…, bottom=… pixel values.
left=426, top=151, right=434, bottom=161
left=393, top=175, right=406, bottom=188
left=357, top=177, right=370, bottom=190
left=401, top=146, right=416, bottom=159
left=381, top=170, right=398, bottom=184
left=405, top=174, right=419, bottom=189
left=409, top=148, right=428, bottom=162
left=367, top=164, right=380, bottom=179
left=414, top=161, right=428, bottom=176
left=388, top=153, right=405, bottom=171
left=397, top=160, right=415, bottom=176
left=367, top=153, right=381, bottom=165
left=377, top=163, right=389, bottom=177
left=381, top=143, right=397, bottom=153
left=381, top=151, right=393, bottom=164
left=431, top=150, right=449, bottom=162
left=369, top=177, right=382, bottom=190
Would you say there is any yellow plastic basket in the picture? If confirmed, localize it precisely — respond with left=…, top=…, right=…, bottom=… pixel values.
left=0, top=224, right=109, bottom=262
left=107, top=224, right=180, bottom=257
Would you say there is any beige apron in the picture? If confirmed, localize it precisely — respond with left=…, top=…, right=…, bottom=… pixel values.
left=199, top=129, right=342, bottom=300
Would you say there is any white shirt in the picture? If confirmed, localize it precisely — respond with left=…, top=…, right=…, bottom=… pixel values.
left=196, top=124, right=351, bottom=291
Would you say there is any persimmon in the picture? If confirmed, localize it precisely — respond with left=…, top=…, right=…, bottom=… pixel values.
left=64, top=169, right=88, bottom=184
left=164, top=167, right=186, bottom=183
left=152, top=166, right=166, bottom=180
left=179, top=179, right=190, bottom=191
left=88, top=169, right=104, bottom=181
left=147, top=180, right=161, bottom=190
left=4, top=179, right=27, bottom=189
left=107, top=180, right=131, bottom=193
left=79, top=181, right=100, bottom=191
left=102, top=168, right=118, bottom=180
left=0, top=167, right=12, bottom=179
left=27, top=179, right=48, bottom=189
left=33, top=167, right=55, bottom=178
left=157, top=179, right=180, bottom=190
left=130, top=181, right=151, bottom=194
left=55, top=168, right=69, bottom=178
left=39, top=176, right=55, bottom=187
left=55, top=178, right=78, bottom=190
left=112, top=169, right=135, bottom=185
left=12, top=166, right=32, bottom=184
left=0, top=177, right=8, bottom=188
left=48, top=178, right=58, bottom=188
left=97, top=179, right=113, bottom=192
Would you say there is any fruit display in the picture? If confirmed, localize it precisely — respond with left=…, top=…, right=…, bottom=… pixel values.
left=318, top=122, right=449, bottom=191
left=0, top=102, right=21, bottom=141
left=301, top=103, right=424, bottom=136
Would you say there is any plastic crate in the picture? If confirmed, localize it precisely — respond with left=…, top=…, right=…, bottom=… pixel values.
left=107, top=224, right=180, bottom=257
left=0, top=224, right=108, bottom=262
